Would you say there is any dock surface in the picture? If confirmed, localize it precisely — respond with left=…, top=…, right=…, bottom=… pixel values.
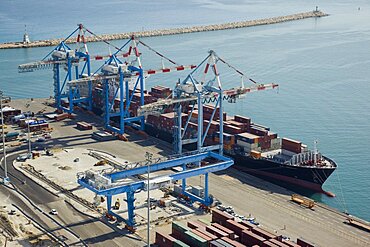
left=3, top=98, right=369, bottom=246
left=0, top=11, right=328, bottom=49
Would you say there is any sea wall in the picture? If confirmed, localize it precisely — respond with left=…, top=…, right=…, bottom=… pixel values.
left=0, top=11, right=328, bottom=49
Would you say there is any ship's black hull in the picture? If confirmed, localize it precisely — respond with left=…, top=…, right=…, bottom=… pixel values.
left=228, top=153, right=336, bottom=193
left=145, top=124, right=336, bottom=194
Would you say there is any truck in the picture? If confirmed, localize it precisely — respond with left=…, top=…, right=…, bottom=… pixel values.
left=291, top=194, right=315, bottom=209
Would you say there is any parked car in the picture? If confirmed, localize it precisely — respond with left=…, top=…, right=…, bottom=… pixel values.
left=16, top=153, right=32, bottom=162
left=50, top=209, right=58, bottom=215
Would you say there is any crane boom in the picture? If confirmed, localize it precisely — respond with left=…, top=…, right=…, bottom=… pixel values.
left=137, top=82, right=278, bottom=116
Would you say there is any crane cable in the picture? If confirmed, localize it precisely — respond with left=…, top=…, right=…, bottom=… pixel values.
left=216, top=56, right=258, bottom=84
left=138, top=40, right=180, bottom=66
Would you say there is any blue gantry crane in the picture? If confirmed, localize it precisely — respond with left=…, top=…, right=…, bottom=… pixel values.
left=77, top=50, right=278, bottom=231
left=18, top=24, right=96, bottom=112
left=19, top=26, right=195, bottom=135
left=77, top=150, right=233, bottom=229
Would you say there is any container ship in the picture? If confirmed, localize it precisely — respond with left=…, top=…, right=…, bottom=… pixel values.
left=90, top=84, right=337, bottom=196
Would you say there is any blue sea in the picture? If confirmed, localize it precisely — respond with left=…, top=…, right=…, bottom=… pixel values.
left=0, top=0, right=369, bottom=221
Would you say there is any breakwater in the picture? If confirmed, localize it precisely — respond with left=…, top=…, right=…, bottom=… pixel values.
left=0, top=10, right=328, bottom=49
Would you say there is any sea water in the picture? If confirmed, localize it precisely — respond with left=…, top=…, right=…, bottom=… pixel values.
left=0, top=0, right=369, bottom=220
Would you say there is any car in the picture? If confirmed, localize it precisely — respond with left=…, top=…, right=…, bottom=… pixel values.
left=50, top=209, right=58, bottom=215
left=16, top=153, right=32, bottom=162
left=43, top=133, right=51, bottom=139
left=36, top=137, right=46, bottom=142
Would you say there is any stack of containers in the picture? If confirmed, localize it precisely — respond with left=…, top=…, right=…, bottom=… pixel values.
left=159, top=112, right=188, bottom=132
left=235, top=132, right=260, bottom=153
left=92, top=86, right=104, bottom=109
left=214, top=132, right=235, bottom=151
left=155, top=210, right=315, bottom=247
left=234, top=115, right=251, bottom=127
left=155, top=231, right=177, bottom=247
left=224, top=124, right=244, bottom=135
left=282, top=138, right=302, bottom=154
left=203, top=104, right=227, bottom=121
left=150, top=85, right=172, bottom=99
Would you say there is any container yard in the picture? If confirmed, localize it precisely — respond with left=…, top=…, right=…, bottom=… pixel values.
left=1, top=11, right=369, bottom=247
left=1, top=96, right=369, bottom=246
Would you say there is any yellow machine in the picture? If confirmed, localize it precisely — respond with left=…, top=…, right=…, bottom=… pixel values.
left=291, top=194, right=315, bottom=209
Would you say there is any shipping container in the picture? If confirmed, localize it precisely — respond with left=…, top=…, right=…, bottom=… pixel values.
left=184, top=230, right=208, bottom=247
left=188, top=220, right=207, bottom=230
left=281, top=240, right=300, bottom=247
left=234, top=115, right=251, bottom=125
left=296, top=238, right=315, bottom=247
left=174, top=240, right=191, bottom=247
left=216, top=239, right=234, bottom=247
left=251, top=227, right=278, bottom=240
left=250, top=126, right=268, bottom=136
left=251, top=123, right=270, bottom=131
left=212, top=209, right=234, bottom=225
left=268, top=239, right=290, bottom=247
left=212, top=223, right=235, bottom=239
left=191, top=229, right=213, bottom=242
left=262, top=241, right=279, bottom=247
left=239, top=220, right=255, bottom=230
left=172, top=221, right=191, bottom=235
left=210, top=240, right=225, bottom=247
left=282, top=138, right=302, bottom=154
left=225, top=219, right=250, bottom=236
left=206, top=225, right=229, bottom=238
left=250, top=150, right=262, bottom=159
left=195, top=227, right=218, bottom=240
left=241, top=230, right=266, bottom=246
left=221, top=237, right=246, bottom=247
left=224, top=124, right=244, bottom=135
left=155, top=232, right=177, bottom=247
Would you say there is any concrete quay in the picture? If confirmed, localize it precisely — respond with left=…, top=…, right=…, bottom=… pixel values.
left=3, top=98, right=369, bottom=246
left=0, top=11, right=328, bottom=50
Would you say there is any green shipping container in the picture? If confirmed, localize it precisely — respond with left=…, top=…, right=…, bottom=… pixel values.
left=172, top=221, right=190, bottom=234
left=184, top=231, right=208, bottom=247
left=174, top=240, right=190, bottom=247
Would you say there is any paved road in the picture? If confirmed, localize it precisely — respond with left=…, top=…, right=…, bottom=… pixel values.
left=1, top=150, right=144, bottom=246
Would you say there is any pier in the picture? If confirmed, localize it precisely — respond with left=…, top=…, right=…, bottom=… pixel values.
left=0, top=10, right=328, bottom=49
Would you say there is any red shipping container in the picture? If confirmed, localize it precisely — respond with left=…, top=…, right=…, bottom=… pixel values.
left=206, top=225, right=229, bottom=238
left=251, top=227, right=278, bottom=240
left=281, top=240, right=300, bottom=247
left=224, top=124, right=243, bottom=135
left=187, top=221, right=207, bottom=230
left=155, top=232, right=176, bottom=247
left=194, top=228, right=218, bottom=240
left=225, top=219, right=250, bottom=236
left=296, top=238, right=315, bottom=247
left=269, top=239, right=290, bottom=247
left=241, top=230, right=266, bottom=246
left=191, top=229, right=213, bottom=242
left=212, top=209, right=234, bottom=225
left=239, top=220, right=255, bottom=230
left=262, top=241, right=280, bottom=247
left=234, top=115, right=251, bottom=125
left=221, top=236, right=246, bottom=247
left=212, top=222, right=235, bottom=239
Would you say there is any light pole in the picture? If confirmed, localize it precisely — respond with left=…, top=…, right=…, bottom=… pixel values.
left=145, top=151, right=153, bottom=247
left=0, top=91, right=9, bottom=184
left=27, top=119, right=32, bottom=156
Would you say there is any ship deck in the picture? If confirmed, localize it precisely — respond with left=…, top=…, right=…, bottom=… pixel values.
left=261, top=149, right=336, bottom=168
